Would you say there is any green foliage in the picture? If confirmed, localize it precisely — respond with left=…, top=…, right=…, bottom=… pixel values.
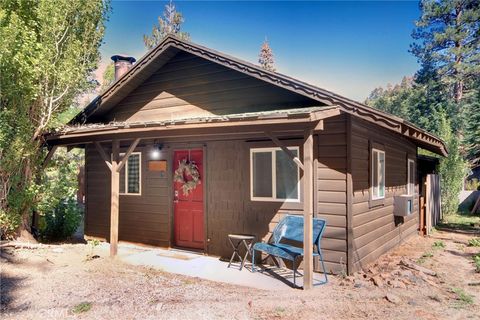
left=101, top=62, right=115, bottom=92
left=0, top=0, right=109, bottom=237
left=72, top=302, right=92, bottom=314
left=143, top=0, right=189, bottom=49
left=439, top=212, right=480, bottom=230
left=464, top=178, right=480, bottom=191
left=42, top=199, right=81, bottom=241
left=411, top=0, right=480, bottom=103
left=432, top=241, right=445, bottom=249
left=468, top=238, right=480, bottom=247
left=473, top=253, right=480, bottom=272
left=451, top=287, right=474, bottom=307
left=437, top=114, right=469, bottom=215
left=36, top=148, right=83, bottom=241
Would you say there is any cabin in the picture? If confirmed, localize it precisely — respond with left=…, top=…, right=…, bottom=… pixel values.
left=45, top=36, right=447, bottom=288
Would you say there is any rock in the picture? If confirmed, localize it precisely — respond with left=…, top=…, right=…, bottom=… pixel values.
left=371, top=276, right=384, bottom=287
left=399, top=260, right=437, bottom=276
left=388, top=280, right=407, bottom=289
left=385, top=293, right=402, bottom=304
left=354, top=280, right=369, bottom=288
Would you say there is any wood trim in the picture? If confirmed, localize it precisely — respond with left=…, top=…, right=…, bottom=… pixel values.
left=346, top=115, right=354, bottom=275
left=303, top=128, right=314, bottom=290
left=117, top=138, right=141, bottom=172
left=110, top=140, right=120, bottom=257
left=202, top=144, right=208, bottom=254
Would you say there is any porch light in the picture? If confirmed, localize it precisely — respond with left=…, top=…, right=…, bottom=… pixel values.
left=150, top=143, right=163, bottom=160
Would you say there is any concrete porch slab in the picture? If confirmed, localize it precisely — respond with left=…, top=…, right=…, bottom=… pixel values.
left=100, top=243, right=327, bottom=291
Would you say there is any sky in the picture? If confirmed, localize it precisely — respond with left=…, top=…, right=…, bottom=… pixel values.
left=98, top=0, right=422, bottom=102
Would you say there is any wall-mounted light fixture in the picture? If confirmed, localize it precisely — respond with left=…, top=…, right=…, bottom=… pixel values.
left=150, top=142, right=163, bottom=160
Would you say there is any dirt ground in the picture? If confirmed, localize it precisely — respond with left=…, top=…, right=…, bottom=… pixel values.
left=1, top=230, right=479, bottom=320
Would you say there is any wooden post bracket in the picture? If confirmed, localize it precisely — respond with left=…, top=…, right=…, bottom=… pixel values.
left=264, top=131, right=304, bottom=170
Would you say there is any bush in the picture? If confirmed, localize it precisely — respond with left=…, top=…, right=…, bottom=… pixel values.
left=41, top=198, right=81, bottom=241
left=0, top=209, right=21, bottom=239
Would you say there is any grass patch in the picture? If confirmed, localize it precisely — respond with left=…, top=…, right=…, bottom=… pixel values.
left=438, top=213, right=480, bottom=231
left=451, top=288, right=474, bottom=308
left=468, top=238, right=480, bottom=247
left=473, top=253, right=480, bottom=273
left=432, top=241, right=445, bottom=249
left=417, top=252, right=434, bottom=264
left=72, top=302, right=92, bottom=314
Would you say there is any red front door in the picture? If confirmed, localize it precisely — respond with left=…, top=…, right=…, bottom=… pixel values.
left=173, top=149, right=204, bottom=249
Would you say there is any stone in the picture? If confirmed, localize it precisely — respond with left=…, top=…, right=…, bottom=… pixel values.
left=371, top=276, right=384, bottom=287
left=385, top=293, right=402, bottom=304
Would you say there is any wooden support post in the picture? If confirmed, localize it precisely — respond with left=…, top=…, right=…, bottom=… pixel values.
left=110, top=140, right=120, bottom=257
left=303, top=129, right=314, bottom=290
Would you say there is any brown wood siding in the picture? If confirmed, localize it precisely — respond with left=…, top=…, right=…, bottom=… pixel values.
left=349, top=116, right=419, bottom=272
left=103, top=51, right=316, bottom=123
left=316, top=115, right=348, bottom=273
left=84, top=145, right=170, bottom=246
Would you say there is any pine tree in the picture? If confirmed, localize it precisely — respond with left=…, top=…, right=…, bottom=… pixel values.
left=411, top=0, right=480, bottom=103
left=143, top=0, right=190, bottom=50
left=258, top=38, right=275, bottom=72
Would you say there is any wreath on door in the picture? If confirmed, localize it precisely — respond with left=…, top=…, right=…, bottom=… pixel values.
left=173, top=158, right=201, bottom=196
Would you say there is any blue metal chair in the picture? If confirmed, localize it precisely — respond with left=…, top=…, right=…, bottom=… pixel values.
left=252, top=215, right=328, bottom=287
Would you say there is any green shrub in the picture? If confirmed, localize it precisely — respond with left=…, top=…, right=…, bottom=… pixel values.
left=468, top=238, right=480, bottom=247
left=72, top=302, right=92, bottom=314
left=432, top=241, right=445, bottom=249
left=474, top=254, right=480, bottom=273
left=0, top=209, right=21, bottom=239
left=41, top=199, right=81, bottom=241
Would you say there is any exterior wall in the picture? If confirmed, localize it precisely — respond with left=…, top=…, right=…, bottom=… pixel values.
left=85, top=144, right=170, bottom=247
left=349, top=116, right=419, bottom=273
left=103, top=51, right=316, bottom=123
left=83, top=116, right=348, bottom=273
left=316, top=114, right=348, bottom=273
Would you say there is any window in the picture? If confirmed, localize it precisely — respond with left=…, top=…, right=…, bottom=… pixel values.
left=120, top=152, right=141, bottom=195
left=371, top=149, right=385, bottom=200
left=407, top=159, right=415, bottom=195
left=250, top=147, right=300, bottom=202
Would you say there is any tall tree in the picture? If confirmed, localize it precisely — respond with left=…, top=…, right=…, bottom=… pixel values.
left=258, top=38, right=276, bottom=72
left=143, top=0, right=190, bottom=50
left=0, top=0, right=110, bottom=237
left=101, top=62, right=115, bottom=92
left=411, top=0, right=480, bottom=104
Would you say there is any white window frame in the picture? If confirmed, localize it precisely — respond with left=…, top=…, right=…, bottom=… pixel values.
left=119, top=152, right=142, bottom=196
left=407, top=159, right=415, bottom=196
left=371, top=148, right=385, bottom=200
left=250, top=147, right=300, bottom=202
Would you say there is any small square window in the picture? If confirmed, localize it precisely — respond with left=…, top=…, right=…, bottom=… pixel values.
left=250, top=147, right=300, bottom=202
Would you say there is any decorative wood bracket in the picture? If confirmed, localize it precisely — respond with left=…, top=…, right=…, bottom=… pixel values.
left=94, top=142, right=112, bottom=171
left=264, top=131, right=304, bottom=170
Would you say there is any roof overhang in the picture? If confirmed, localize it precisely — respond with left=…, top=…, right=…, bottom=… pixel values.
left=47, top=107, right=341, bottom=146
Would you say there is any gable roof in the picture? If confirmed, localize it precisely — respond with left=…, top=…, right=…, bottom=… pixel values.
left=71, top=35, right=447, bottom=156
